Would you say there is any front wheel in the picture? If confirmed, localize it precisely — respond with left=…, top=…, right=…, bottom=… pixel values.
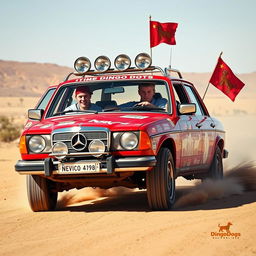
left=27, top=175, right=58, bottom=212
left=146, top=148, right=176, bottom=210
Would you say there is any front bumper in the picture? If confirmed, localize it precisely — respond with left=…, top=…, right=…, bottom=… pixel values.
left=15, top=156, right=156, bottom=176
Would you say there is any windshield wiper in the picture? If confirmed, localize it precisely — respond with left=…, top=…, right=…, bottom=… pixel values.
left=103, top=107, right=120, bottom=112
left=53, top=109, right=98, bottom=116
left=121, top=105, right=165, bottom=112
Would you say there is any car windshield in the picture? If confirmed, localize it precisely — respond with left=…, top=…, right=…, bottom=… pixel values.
left=46, top=80, right=171, bottom=117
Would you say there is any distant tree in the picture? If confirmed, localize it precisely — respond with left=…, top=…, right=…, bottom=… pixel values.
left=19, top=97, right=24, bottom=105
left=0, top=116, right=21, bottom=142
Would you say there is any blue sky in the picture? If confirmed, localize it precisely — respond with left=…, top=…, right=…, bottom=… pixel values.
left=0, top=0, right=255, bottom=73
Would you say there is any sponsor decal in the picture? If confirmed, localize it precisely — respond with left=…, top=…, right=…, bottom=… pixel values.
left=156, top=124, right=163, bottom=133
left=163, top=122, right=171, bottom=131
left=151, top=137, right=159, bottom=152
left=75, top=75, right=154, bottom=82
left=149, top=127, right=157, bottom=134
left=121, top=115, right=148, bottom=119
left=75, top=77, right=97, bottom=82
left=51, top=117, right=71, bottom=122
left=88, top=119, right=129, bottom=125
left=40, top=124, right=52, bottom=128
left=24, top=122, right=33, bottom=129
left=56, top=121, right=75, bottom=126
left=211, top=222, right=241, bottom=239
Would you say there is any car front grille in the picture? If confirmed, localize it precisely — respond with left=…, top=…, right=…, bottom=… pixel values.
left=52, top=129, right=109, bottom=154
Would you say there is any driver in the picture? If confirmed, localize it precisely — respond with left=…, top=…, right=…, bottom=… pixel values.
left=120, top=83, right=167, bottom=109
left=64, top=86, right=102, bottom=112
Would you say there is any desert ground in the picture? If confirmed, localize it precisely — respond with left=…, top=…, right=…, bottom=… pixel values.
left=0, top=97, right=256, bottom=256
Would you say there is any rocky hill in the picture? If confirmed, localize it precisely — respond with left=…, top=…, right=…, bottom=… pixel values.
left=0, top=60, right=254, bottom=98
left=0, top=60, right=72, bottom=96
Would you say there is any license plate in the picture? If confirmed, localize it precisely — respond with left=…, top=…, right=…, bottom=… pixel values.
left=57, top=162, right=100, bottom=174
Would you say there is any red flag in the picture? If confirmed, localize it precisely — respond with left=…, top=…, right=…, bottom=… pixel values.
left=150, top=21, right=178, bottom=48
left=209, top=57, right=245, bottom=101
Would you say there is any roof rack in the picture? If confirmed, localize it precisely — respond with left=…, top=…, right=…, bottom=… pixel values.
left=64, top=66, right=166, bottom=82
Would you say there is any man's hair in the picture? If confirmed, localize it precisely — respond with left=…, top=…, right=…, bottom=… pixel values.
left=138, top=83, right=155, bottom=90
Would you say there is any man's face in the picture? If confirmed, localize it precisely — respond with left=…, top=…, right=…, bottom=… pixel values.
left=139, top=86, right=155, bottom=102
left=75, top=92, right=91, bottom=110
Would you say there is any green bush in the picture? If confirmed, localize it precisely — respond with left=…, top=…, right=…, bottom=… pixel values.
left=0, top=116, right=21, bottom=142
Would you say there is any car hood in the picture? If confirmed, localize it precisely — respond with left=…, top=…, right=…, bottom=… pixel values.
left=25, top=112, right=170, bottom=134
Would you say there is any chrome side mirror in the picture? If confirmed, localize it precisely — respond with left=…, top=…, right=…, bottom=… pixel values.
left=178, top=103, right=196, bottom=115
left=28, top=109, right=44, bottom=120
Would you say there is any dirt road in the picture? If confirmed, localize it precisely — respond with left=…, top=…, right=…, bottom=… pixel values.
left=0, top=139, right=256, bottom=256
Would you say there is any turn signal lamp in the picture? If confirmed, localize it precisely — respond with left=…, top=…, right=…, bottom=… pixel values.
left=135, top=53, right=152, bottom=70
left=74, top=57, right=91, bottom=73
left=19, top=135, right=28, bottom=154
left=114, top=54, right=131, bottom=71
left=94, top=56, right=111, bottom=72
left=139, top=131, right=152, bottom=150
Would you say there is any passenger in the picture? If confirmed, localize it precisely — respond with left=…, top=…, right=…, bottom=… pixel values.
left=120, top=83, right=167, bottom=109
left=64, top=86, right=102, bottom=112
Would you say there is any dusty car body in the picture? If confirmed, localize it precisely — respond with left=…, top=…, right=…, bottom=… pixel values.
left=15, top=53, right=228, bottom=211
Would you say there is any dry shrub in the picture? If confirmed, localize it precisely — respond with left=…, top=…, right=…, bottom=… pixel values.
left=0, top=116, right=21, bottom=142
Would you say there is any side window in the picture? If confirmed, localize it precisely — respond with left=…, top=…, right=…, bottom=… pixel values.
left=46, top=87, right=72, bottom=117
left=173, top=83, right=190, bottom=115
left=173, top=83, right=189, bottom=104
left=36, top=88, right=56, bottom=110
left=183, top=85, right=204, bottom=116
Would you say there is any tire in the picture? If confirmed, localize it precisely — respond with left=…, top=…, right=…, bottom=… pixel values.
left=26, top=175, right=58, bottom=212
left=146, top=147, right=176, bottom=210
left=209, top=146, right=223, bottom=180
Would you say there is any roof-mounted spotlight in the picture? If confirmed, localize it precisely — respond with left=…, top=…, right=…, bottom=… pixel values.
left=114, top=54, right=131, bottom=71
left=74, top=57, right=91, bottom=73
left=135, top=53, right=152, bottom=70
left=94, top=56, right=111, bottom=72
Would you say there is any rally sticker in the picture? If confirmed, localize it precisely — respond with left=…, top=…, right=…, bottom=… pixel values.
left=121, top=115, right=148, bottom=119
left=56, top=121, right=75, bottom=126
left=24, top=122, right=33, bottom=129
left=40, top=124, right=52, bottom=129
left=76, top=75, right=154, bottom=82
left=88, top=119, right=129, bottom=125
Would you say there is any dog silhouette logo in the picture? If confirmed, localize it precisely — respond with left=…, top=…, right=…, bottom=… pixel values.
left=218, top=222, right=232, bottom=233
left=211, top=222, right=241, bottom=239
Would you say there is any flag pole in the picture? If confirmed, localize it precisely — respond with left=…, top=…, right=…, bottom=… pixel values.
left=202, top=51, right=223, bottom=101
left=149, top=15, right=152, bottom=59
left=169, top=47, right=172, bottom=69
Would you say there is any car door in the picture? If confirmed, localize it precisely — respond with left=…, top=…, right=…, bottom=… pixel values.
left=173, top=82, right=201, bottom=170
left=182, top=83, right=216, bottom=167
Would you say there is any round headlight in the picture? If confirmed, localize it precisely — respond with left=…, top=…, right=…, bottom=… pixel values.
left=74, top=57, right=91, bottom=73
left=94, top=56, right=111, bottom=72
left=28, top=135, right=46, bottom=153
left=88, top=140, right=105, bottom=153
left=52, top=142, right=68, bottom=160
left=135, top=53, right=152, bottom=70
left=120, top=132, right=138, bottom=150
left=114, top=54, right=131, bottom=71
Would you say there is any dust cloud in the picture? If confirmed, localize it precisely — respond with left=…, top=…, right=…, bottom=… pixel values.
left=57, top=162, right=256, bottom=209
left=57, top=187, right=133, bottom=208
left=174, top=162, right=256, bottom=208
